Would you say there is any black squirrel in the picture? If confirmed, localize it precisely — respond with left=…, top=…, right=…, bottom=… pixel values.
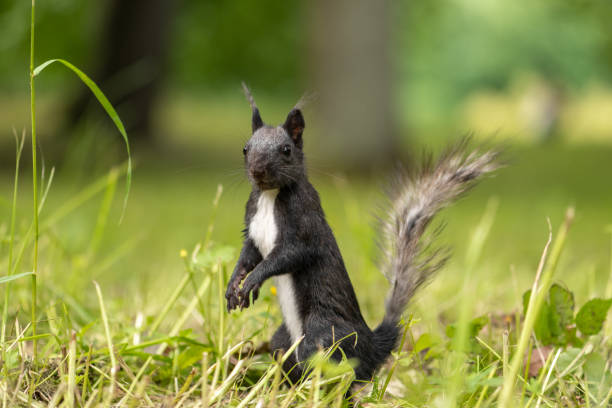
left=225, top=84, right=499, bottom=385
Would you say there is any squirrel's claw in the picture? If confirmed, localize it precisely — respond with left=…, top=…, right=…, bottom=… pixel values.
left=226, top=287, right=242, bottom=312
left=225, top=271, right=247, bottom=312
left=226, top=267, right=251, bottom=312
left=237, top=278, right=261, bottom=309
left=225, top=287, right=235, bottom=311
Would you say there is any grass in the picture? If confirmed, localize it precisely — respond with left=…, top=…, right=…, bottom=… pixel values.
left=1, top=141, right=612, bottom=406
left=1, top=3, right=612, bottom=406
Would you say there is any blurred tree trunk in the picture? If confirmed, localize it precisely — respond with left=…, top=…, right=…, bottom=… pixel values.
left=307, top=0, right=398, bottom=171
left=69, top=0, right=174, bottom=142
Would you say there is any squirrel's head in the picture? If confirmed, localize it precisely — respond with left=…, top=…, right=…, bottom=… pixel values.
left=241, top=83, right=306, bottom=191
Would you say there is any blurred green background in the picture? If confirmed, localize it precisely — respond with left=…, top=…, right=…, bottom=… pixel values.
left=1, top=0, right=612, bottom=324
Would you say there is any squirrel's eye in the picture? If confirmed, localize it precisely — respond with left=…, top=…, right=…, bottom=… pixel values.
left=281, top=145, right=291, bottom=156
left=243, top=146, right=248, bottom=156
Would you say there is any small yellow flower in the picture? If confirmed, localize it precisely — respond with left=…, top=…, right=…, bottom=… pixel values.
left=270, top=286, right=277, bottom=296
left=180, top=249, right=188, bottom=258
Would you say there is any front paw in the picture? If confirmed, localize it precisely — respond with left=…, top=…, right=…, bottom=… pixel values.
left=225, top=280, right=242, bottom=311
left=226, top=268, right=248, bottom=311
left=226, top=288, right=240, bottom=311
left=237, top=277, right=261, bottom=309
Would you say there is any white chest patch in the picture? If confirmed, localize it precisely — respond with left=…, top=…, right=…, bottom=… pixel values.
left=249, top=189, right=279, bottom=258
left=249, top=189, right=303, bottom=345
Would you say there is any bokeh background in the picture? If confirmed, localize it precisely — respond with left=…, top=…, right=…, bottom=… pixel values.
left=1, top=0, right=612, bottom=323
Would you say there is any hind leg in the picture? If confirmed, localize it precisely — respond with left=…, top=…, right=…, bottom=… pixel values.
left=270, top=324, right=302, bottom=383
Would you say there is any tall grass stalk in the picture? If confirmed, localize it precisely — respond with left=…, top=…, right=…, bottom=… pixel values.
left=29, top=0, right=39, bottom=366
left=88, top=169, right=118, bottom=257
left=235, top=338, right=303, bottom=408
left=534, top=348, right=562, bottom=408
left=94, top=281, right=117, bottom=404
left=66, top=331, right=76, bottom=407
left=122, top=275, right=212, bottom=403
left=1, top=131, right=25, bottom=408
left=201, top=352, right=210, bottom=407
left=605, top=226, right=612, bottom=300
left=447, top=197, right=498, bottom=406
left=21, top=0, right=131, bottom=389
left=380, top=319, right=411, bottom=397
left=498, top=207, right=574, bottom=408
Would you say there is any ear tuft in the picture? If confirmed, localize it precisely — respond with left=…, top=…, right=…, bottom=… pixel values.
left=283, top=109, right=305, bottom=148
left=241, top=82, right=264, bottom=133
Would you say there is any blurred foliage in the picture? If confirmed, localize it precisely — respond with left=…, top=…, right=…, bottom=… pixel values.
left=0, top=0, right=304, bottom=94
left=2, top=0, right=611, bottom=97
left=169, top=0, right=305, bottom=93
left=1, top=0, right=611, bottom=158
left=394, top=0, right=612, bottom=130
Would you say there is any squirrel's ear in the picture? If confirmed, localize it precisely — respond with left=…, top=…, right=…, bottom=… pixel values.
left=283, top=109, right=305, bottom=148
left=242, top=82, right=264, bottom=133
left=252, top=108, right=264, bottom=133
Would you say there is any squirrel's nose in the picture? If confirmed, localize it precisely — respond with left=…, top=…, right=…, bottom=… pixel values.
left=251, top=167, right=266, bottom=180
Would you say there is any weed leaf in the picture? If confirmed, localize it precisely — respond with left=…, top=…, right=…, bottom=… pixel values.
left=446, top=315, right=488, bottom=352
left=548, top=283, right=574, bottom=342
left=523, top=289, right=552, bottom=344
left=549, top=283, right=574, bottom=327
left=584, top=352, right=606, bottom=381
left=414, top=333, right=433, bottom=354
left=576, top=298, right=612, bottom=335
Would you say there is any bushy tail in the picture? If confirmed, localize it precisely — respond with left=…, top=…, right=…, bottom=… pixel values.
left=375, top=140, right=499, bottom=340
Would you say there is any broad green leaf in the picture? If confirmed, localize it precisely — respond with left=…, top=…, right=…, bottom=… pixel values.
left=584, top=352, right=612, bottom=402
left=446, top=315, right=489, bottom=339
left=177, top=345, right=207, bottom=370
left=548, top=283, right=574, bottom=344
left=576, top=298, right=612, bottom=336
left=33, top=59, right=132, bottom=221
left=446, top=315, right=489, bottom=352
left=414, top=333, right=434, bottom=354
left=534, top=302, right=553, bottom=344
left=523, top=289, right=553, bottom=343
left=556, top=347, right=582, bottom=373
left=584, top=352, right=606, bottom=382
left=0, top=271, right=34, bottom=284
left=468, top=315, right=489, bottom=337
left=549, top=283, right=574, bottom=328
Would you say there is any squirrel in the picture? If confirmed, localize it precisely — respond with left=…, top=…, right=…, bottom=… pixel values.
left=225, top=83, right=499, bottom=385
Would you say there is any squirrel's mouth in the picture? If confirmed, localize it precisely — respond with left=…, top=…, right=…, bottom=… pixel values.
left=249, top=170, right=277, bottom=190
left=250, top=176, right=276, bottom=190
left=255, top=180, right=276, bottom=190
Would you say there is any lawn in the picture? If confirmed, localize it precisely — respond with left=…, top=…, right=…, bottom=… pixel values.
left=2, top=0, right=612, bottom=404
left=2, top=135, right=611, bottom=406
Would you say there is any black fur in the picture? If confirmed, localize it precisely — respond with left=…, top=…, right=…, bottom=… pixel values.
left=225, top=86, right=499, bottom=387
left=225, top=88, right=397, bottom=385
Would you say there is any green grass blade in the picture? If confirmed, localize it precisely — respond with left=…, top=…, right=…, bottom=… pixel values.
left=33, top=58, right=132, bottom=222
left=93, top=281, right=117, bottom=404
left=0, top=272, right=35, bottom=285
left=8, top=164, right=128, bottom=284
left=2, top=130, right=26, bottom=400
left=29, top=0, right=39, bottom=369
left=498, top=208, right=574, bottom=408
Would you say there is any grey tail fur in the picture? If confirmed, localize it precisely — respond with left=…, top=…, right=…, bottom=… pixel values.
left=377, top=139, right=500, bottom=327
